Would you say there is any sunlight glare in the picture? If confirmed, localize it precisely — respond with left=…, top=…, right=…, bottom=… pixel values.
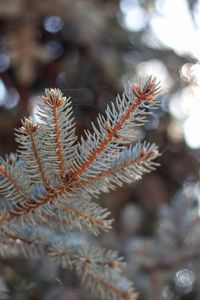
left=152, top=0, right=200, bottom=59
left=136, top=59, right=171, bottom=87
left=183, top=111, right=200, bottom=149
left=0, top=80, right=6, bottom=106
left=120, top=0, right=147, bottom=31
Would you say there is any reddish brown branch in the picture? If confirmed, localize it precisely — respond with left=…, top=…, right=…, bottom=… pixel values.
left=73, top=94, right=152, bottom=179
left=42, top=90, right=66, bottom=180
left=0, top=231, right=36, bottom=245
left=78, top=149, right=158, bottom=188
left=0, top=167, right=26, bottom=198
left=0, top=84, right=159, bottom=231
left=1, top=148, right=157, bottom=229
left=52, top=106, right=65, bottom=180
left=0, top=170, right=105, bottom=227
left=20, top=118, right=51, bottom=190
left=55, top=202, right=108, bottom=229
left=29, top=131, right=51, bottom=190
left=85, top=268, right=135, bottom=300
left=1, top=185, right=107, bottom=230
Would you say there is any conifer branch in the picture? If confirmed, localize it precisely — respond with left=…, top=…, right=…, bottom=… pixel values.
left=0, top=160, right=27, bottom=204
left=0, top=76, right=162, bottom=300
left=73, top=77, right=161, bottom=180
left=0, top=231, right=36, bottom=246
left=0, top=182, right=112, bottom=235
left=74, top=246, right=137, bottom=300
left=18, top=118, right=51, bottom=190
left=54, top=202, right=112, bottom=232
left=78, top=143, right=159, bottom=189
left=0, top=166, right=24, bottom=197
left=52, top=103, right=66, bottom=179
left=82, top=268, right=134, bottom=300
left=43, top=89, right=67, bottom=180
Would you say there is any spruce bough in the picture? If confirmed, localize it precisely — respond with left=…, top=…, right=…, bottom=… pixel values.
left=0, top=76, right=161, bottom=300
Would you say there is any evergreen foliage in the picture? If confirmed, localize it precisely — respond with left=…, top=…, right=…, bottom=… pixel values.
left=0, top=76, right=161, bottom=299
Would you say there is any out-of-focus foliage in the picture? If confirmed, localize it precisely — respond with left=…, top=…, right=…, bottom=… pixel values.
left=119, top=181, right=200, bottom=299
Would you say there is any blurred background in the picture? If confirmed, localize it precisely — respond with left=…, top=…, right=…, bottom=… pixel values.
left=0, top=0, right=200, bottom=299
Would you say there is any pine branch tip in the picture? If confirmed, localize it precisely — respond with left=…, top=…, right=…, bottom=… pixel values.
left=131, top=76, right=161, bottom=101
left=20, top=118, right=39, bottom=134
left=43, top=88, right=66, bottom=107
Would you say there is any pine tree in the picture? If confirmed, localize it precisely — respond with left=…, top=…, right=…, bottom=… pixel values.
left=0, top=76, right=161, bottom=299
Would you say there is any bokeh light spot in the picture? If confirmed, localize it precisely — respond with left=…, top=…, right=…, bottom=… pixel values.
left=0, top=53, right=10, bottom=72
left=183, top=111, right=200, bottom=149
left=44, top=16, right=64, bottom=33
left=4, top=88, right=20, bottom=109
left=119, top=0, right=147, bottom=31
left=0, top=79, right=6, bottom=105
left=175, top=269, right=195, bottom=293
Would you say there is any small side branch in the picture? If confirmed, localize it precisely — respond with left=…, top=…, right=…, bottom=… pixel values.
left=2, top=187, right=110, bottom=233
left=86, top=268, right=135, bottom=300
left=20, top=118, right=51, bottom=190
left=43, top=89, right=66, bottom=180
left=0, top=231, right=36, bottom=245
left=78, top=147, right=159, bottom=188
left=75, top=246, right=136, bottom=300
left=55, top=202, right=110, bottom=230
left=73, top=78, right=160, bottom=179
left=52, top=106, right=65, bottom=180
left=73, top=97, right=143, bottom=179
left=0, top=165, right=27, bottom=200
